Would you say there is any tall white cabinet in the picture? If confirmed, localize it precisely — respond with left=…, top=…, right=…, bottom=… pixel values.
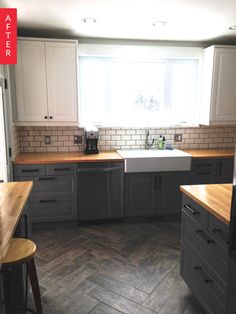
left=200, top=45, right=236, bottom=125
left=15, top=38, right=78, bottom=125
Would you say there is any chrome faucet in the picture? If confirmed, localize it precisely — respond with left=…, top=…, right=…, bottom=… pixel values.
left=145, top=128, right=154, bottom=150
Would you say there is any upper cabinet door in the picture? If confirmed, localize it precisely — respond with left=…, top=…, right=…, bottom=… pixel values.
left=211, top=48, right=236, bottom=123
left=15, top=41, right=48, bottom=122
left=200, top=46, right=236, bottom=125
left=45, top=42, right=78, bottom=122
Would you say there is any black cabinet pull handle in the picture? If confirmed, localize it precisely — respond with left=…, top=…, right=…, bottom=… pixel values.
left=197, top=171, right=211, bottom=175
left=213, top=228, right=229, bottom=244
left=196, top=229, right=215, bottom=244
left=22, top=169, right=39, bottom=173
left=198, top=164, right=212, bottom=167
left=54, top=168, right=70, bottom=171
left=38, top=177, right=55, bottom=181
left=39, top=199, right=55, bottom=203
left=183, top=204, right=199, bottom=215
left=194, top=266, right=212, bottom=284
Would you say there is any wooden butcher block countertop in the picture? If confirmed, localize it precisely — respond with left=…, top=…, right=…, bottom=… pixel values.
left=13, top=151, right=123, bottom=164
left=0, top=181, right=33, bottom=263
left=180, top=183, right=232, bottom=225
left=182, top=148, right=234, bottom=158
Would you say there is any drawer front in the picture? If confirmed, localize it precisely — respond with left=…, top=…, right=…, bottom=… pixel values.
left=182, top=212, right=228, bottom=286
left=191, top=159, right=217, bottom=171
left=190, top=170, right=216, bottom=184
left=181, top=245, right=225, bottom=314
left=30, top=196, right=77, bottom=222
left=209, top=214, right=229, bottom=248
left=15, top=175, right=77, bottom=195
left=182, top=195, right=208, bottom=229
left=46, top=163, right=76, bottom=176
left=14, top=164, right=45, bottom=177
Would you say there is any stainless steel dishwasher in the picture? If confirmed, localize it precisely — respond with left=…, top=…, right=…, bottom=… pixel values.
left=77, top=162, right=124, bottom=221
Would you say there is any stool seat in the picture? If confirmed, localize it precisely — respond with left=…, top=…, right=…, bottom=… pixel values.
left=2, top=238, right=36, bottom=265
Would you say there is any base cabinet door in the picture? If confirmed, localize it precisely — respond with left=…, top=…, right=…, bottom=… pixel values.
left=158, top=172, right=189, bottom=215
left=216, top=158, right=234, bottom=183
left=125, top=173, right=156, bottom=217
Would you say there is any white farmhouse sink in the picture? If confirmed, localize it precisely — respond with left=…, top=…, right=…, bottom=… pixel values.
left=117, top=149, right=191, bottom=173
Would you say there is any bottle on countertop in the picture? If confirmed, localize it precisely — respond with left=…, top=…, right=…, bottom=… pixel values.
left=158, top=135, right=163, bottom=149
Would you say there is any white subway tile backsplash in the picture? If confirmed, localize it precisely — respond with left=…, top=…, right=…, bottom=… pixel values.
left=13, top=125, right=236, bottom=154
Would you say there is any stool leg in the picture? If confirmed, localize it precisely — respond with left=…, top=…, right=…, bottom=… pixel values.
left=27, top=258, right=42, bottom=314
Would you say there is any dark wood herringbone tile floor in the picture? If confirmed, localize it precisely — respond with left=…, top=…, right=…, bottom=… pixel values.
left=30, top=218, right=206, bottom=314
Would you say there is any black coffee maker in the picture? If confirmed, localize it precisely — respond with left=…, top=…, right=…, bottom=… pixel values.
left=84, top=126, right=99, bottom=154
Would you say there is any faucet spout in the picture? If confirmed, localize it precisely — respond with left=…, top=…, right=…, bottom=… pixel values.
left=145, top=128, right=154, bottom=150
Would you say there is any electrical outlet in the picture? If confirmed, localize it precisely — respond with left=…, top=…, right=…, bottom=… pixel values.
left=45, top=135, right=51, bottom=145
left=74, top=135, right=83, bottom=144
left=174, top=133, right=182, bottom=142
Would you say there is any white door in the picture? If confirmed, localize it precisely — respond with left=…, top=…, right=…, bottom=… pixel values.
left=0, top=80, right=8, bottom=182
left=15, top=40, right=48, bottom=122
left=45, top=41, right=78, bottom=122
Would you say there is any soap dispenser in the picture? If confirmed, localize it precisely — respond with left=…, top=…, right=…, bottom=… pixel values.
left=158, top=135, right=163, bottom=149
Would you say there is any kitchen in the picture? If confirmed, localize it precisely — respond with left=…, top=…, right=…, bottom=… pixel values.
left=0, top=0, right=236, bottom=313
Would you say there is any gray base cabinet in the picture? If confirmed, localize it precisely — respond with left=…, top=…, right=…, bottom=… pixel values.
left=77, top=162, right=124, bottom=221
left=190, top=158, right=233, bottom=184
left=125, top=171, right=189, bottom=217
left=14, top=163, right=77, bottom=223
left=181, top=194, right=229, bottom=314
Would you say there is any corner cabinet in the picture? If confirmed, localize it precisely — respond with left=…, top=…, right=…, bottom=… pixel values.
left=14, top=38, right=78, bottom=125
left=200, top=45, right=236, bottom=125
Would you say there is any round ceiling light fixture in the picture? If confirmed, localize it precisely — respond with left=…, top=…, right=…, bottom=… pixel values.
left=229, top=25, right=236, bottom=30
left=81, top=18, right=96, bottom=24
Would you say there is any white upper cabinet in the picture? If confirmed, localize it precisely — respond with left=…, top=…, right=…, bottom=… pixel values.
left=14, top=38, right=78, bottom=125
left=200, top=45, right=236, bottom=125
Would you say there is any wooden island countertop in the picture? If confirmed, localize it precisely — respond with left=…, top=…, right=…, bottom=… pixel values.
left=0, top=181, right=33, bottom=263
left=13, top=151, right=123, bottom=164
left=180, top=183, right=232, bottom=225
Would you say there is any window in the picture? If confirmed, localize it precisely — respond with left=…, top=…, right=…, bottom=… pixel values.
left=78, top=45, right=202, bottom=127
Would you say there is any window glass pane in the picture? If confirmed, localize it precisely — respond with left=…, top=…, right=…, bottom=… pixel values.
left=79, top=55, right=199, bottom=127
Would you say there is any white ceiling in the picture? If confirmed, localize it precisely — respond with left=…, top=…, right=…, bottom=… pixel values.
left=2, top=0, right=236, bottom=42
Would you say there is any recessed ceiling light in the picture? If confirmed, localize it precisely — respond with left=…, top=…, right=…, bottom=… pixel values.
left=152, top=21, right=167, bottom=27
left=81, top=18, right=96, bottom=24
left=229, top=25, right=236, bottom=30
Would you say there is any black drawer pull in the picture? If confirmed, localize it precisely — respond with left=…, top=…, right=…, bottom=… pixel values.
left=196, top=230, right=215, bottom=244
left=197, top=164, right=212, bottom=167
left=39, top=199, right=55, bottom=203
left=184, top=204, right=199, bottom=215
left=213, top=228, right=229, bottom=244
left=194, top=266, right=212, bottom=284
left=54, top=168, right=70, bottom=171
left=197, top=171, right=211, bottom=175
left=38, top=177, right=55, bottom=181
left=22, top=169, right=39, bottom=173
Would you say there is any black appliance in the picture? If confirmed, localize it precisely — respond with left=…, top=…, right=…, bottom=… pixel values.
left=84, top=126, right=99, bottom=154
left=226, top=147, right=236, bottom=313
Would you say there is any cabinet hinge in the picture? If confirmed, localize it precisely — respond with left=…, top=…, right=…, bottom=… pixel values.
left=4, top=79, right=8, bottom=90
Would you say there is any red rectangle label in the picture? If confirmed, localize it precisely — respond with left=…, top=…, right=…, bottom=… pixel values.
left=0, top=8, right=17, bottom=64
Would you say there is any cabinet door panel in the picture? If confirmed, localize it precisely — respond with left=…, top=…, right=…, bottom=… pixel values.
left=15, top=41, right=48, bottom=122
left=45, top=42, right=78, bottom=122
left=158, top=172, right=189, bottom=215
left=216, top=158, right=234, bottom=183
left=125, top=173, right=156, bottom=216
left=211, top=48, right=236, bottom=122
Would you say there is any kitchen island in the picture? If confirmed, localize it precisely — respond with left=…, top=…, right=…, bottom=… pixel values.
left=0, top=181, right=33, bottom=314
left=180, top=183, right=231, bottom=314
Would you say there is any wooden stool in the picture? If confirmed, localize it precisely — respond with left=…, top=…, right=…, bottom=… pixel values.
left=2, top=238, right=42, bottom=314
